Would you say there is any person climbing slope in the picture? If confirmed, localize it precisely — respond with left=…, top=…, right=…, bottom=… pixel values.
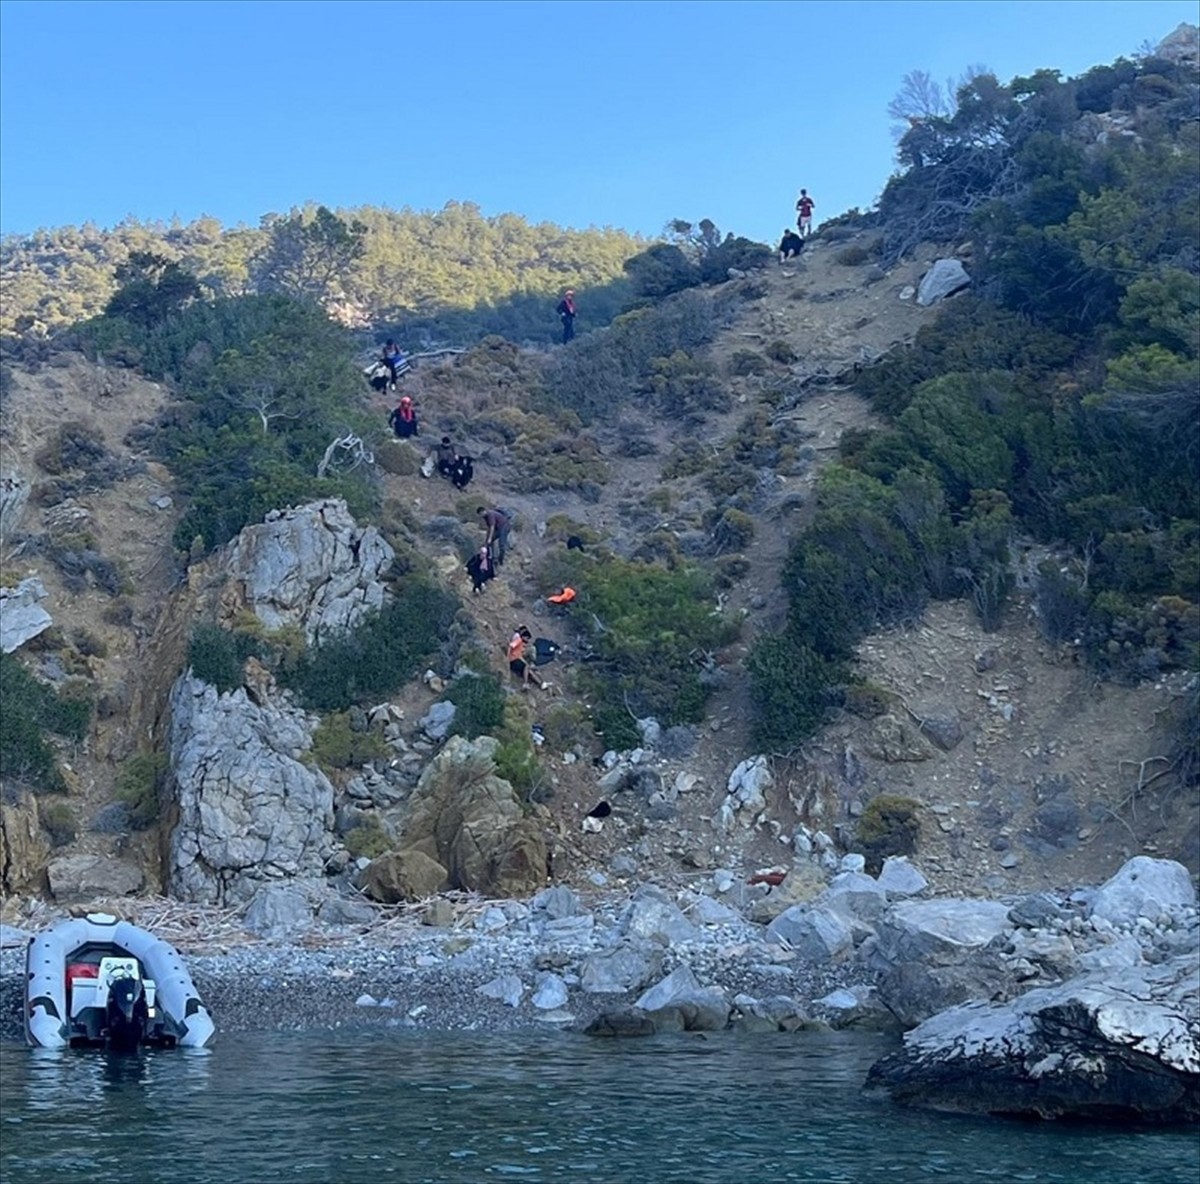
left=388, top=395, right=419, bottom=439
left=556, top=290, right=577, bottom=344
left=465, top=544, right=495, bottom=595
left=477, top=505, right=512, bottom=565
left=381, top=340, right=408, bottom=388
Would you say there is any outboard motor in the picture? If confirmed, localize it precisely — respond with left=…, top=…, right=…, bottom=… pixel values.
left=106, top=973, right=149, bottom=1051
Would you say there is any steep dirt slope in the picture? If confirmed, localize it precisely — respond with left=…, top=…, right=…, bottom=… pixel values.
left=1, top=230, right=1193, bottom=907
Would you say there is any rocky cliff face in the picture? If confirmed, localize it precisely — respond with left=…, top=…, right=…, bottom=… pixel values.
left=167, top=672, right=335, bottom=905
left=222, top=499, right=394, bottom=644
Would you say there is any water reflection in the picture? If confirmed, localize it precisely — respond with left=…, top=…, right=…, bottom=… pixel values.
left=1, top=1032, right=1197, bottom=1184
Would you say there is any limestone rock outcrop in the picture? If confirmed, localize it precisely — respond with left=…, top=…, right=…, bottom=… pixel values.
left=47, top=853, right=144, bottom=903
left=0, top=576, right=53, bottom=654
left=223, top=499, right=394, bottom=644
left=0, top=790, right=49, bottom=893
left=386, top=735, right=547, bottom=897
left=167, top=673, right=335, bottom=905
left=867, top=956, right=1200, bottom=1123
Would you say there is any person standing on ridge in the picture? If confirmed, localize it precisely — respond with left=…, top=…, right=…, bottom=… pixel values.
left=556, top=289, right=576, bottom=344
left=796, top=189, right=815, bottom=237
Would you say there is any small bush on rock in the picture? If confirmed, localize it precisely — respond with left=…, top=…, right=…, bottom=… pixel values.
left=115, top=751, right=170, bottom=828
left=857, top=794, right=921, bottom=872
left=39, top=799, right=77, bottom=848
left=310, top=713, right=388, bottom=770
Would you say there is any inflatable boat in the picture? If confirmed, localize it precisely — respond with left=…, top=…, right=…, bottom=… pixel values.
left=25, top=912, right=215, bottom=1050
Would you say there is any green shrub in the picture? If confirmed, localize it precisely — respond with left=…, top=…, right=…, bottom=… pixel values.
left=748, top=634, right=845, bottom=752
left=445, top=673, right=506, bottom=740
left=844, top=681, right=895, bottom=719
left=494, top=735, right=543, bottom=798
left=71, top=629, right=109, bottom=659
left=857, top=794, right=921, bottom=873
left=281, top=581, right=459, bottom=710
left=538, top=704, right=594, bottom=752
left=713, top=508, right=755, bottom=551
left=646, top=351, right=730, bottom=418
left=343, top=817, right=392, bottom=860
left=834, top=245, right=871, bottom=267
left=547, top=552, right=736, bottom=729
left=714, top=555, right=751, bottom=587
left=0, top=653, right=92, bottom=792
left=765, top=340, right=798, bottom=365
left=729, top=350, right=768, bottom=377
left=188, top=623, right=262, bottom=693
left=310, top=712, right=389, bottom=770
left=39, top=799, right=77, bottom=848
left=115, top=751, right=170, bottom=829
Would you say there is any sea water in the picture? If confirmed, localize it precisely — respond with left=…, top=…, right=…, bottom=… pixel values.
left=1, top=1031, right=1196, bottom=1183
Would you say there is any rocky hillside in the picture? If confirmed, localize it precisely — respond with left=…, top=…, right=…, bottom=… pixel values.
left=2, top=220, right=1194, bottom=921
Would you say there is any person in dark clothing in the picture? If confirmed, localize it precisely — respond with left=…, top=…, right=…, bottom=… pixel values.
left=381, top=340, right=408, bottom=388
left=465, top=544, right=495, bottom=595
left=556, top=290, right=576, bottom=344
left=778, top=228, right=804, bottom=262
left=450, top=455, right=475, bottom=490
left=436, top=436, right=458, bottom=477
left=477, top=506, right=512, bottom=565
left=388, top=395, right=419, bottom=439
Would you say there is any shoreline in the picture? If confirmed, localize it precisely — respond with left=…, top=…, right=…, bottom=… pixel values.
left=0, top=887, right=863, bottom=1043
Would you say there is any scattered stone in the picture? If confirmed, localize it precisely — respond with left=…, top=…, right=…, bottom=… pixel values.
left=916, top=259, right=971, bottom=306
left=419, top=701, right=456, bottom=741
left=361, top=849, right=449, bottom=904
left=877, top=857, right=929, bottom=900
left=477, top=974, right=524, bottom=1008
left=766, top=905, right=854, bottom=962
left=531, top=972, right=569, bottom=1010
left=1090, top=857, right=1197, bottom=927
left=243, top=885, right=314, bottom=939
left=0, top=577, right=53, bottom=653
left=584, top=1008, right=657, bottom=1038
left=622, top=885, right=696, bottom=945
left=579, top=943, right=663, bottom=994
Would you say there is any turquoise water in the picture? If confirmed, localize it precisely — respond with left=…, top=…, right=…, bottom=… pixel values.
left=1, top=1031, right=1196, bottom=1183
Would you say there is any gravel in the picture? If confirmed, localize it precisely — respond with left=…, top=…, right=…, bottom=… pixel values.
left=0, top=899, right=865, bottom=1044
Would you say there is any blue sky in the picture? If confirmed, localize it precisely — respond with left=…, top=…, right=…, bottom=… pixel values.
left=1, top=0, right=1194, bottom=242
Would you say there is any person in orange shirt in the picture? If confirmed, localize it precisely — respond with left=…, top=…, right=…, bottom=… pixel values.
left=506, top=626, right=545, bottom=690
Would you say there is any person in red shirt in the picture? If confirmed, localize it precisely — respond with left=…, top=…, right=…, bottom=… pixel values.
left=796, top=189, right=816, bottom=237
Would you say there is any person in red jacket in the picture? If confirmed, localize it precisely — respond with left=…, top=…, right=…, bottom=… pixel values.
left=388, top=395, right=419, bottom=439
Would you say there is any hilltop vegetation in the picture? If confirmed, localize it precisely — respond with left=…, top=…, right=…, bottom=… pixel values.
left=0, top=202, right=643, bottom=345
left=751, top=43, right=1199, bottom=751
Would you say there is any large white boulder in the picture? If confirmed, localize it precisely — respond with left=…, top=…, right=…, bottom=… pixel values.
left=1090, top=857, right=1197, bottom=927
